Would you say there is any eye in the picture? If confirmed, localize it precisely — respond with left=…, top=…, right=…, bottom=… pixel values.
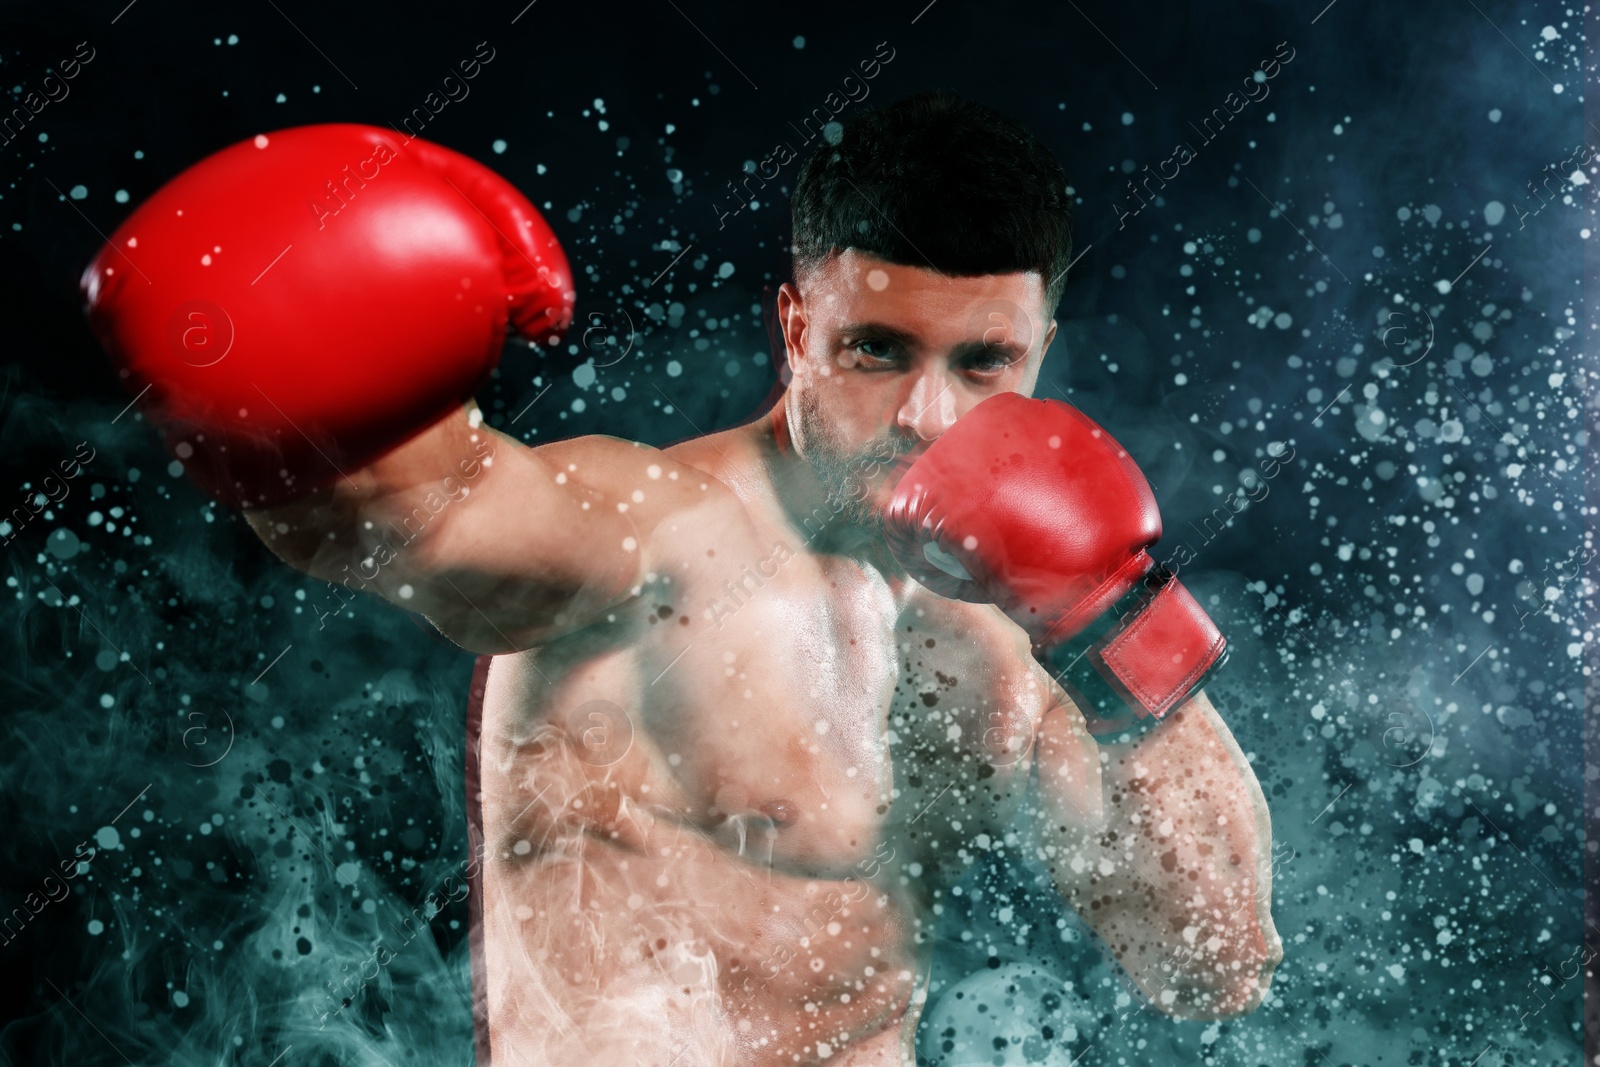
left=849, top=338, right=898, bottom=363
left=969, top=348, right=1020, bottom=374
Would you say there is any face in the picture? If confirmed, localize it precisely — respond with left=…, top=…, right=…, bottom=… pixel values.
left=778, top=249, right=1058, bottom=529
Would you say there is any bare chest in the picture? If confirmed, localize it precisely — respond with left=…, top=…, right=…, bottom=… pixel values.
left=480, top=544, right=1047, bottom=888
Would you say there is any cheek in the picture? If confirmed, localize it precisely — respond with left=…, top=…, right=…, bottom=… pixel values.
left=807, top=368, right=911, bottom=443
left=1012, top=357, right=1043, bottom=395
left=810, top=369, right=868, bottom=417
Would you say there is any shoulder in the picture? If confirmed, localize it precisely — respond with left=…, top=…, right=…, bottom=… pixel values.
left=521, top=414, right=774, bottom=509
left=524, top=428, right=780, bottom=585
left=526, top=431, right=747, bottom=524
left=659, top=418, right=776, bottom=502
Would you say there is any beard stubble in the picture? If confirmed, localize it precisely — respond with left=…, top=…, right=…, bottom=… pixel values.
left=793, top=386, right=920, bottom=537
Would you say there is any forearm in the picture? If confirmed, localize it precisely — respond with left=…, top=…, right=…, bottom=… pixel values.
left=1036, top=691, right=1281, bottom=1017
left=1098, top=693, right=1279, bottom=1009
left=244, top=401, right=490, bottom=579
left=243, top=402, right=640, bottom=651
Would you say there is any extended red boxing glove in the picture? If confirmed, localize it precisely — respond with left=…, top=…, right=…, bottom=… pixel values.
left=884, top=392, right=1226, bottom=741
left=80, top=123, right=575, bottom=509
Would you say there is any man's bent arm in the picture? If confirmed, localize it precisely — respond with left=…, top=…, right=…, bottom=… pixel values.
left=1031, top=687, right=1283, bottom=1019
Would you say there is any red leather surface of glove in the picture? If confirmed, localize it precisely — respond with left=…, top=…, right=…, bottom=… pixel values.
left=884, top=392, right=1162, bottom=645
left=885, top=392, right=1226, bottom=729
left=79, top=123, right=575, bottom=509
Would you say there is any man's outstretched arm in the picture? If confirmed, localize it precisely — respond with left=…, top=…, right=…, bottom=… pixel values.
left=78, top=123, right=768, bottom=655
left=1030, top=686, right=1283, bottom=1019
left=243, top=400, right=756, bottom=655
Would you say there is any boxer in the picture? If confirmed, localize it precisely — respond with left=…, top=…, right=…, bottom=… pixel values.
left=82, top=90, right=1281, bottom=1065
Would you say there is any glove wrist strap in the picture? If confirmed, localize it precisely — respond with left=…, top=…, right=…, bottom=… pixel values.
left=1037, top=567, right=1228, bottom=745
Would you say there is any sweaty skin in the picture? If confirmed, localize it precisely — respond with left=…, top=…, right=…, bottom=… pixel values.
left=245, top=251, right=1281, bottom=1065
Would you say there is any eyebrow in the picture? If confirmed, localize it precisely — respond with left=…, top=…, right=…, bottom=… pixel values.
left=839, top=321, right=920, bottom=347
left=838, top=320, right=1031, bottom=360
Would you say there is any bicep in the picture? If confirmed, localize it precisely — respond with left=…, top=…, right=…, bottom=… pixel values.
left=1189, top=690, right=1278, bottom=912
left=1189, top=691, right=1270, bottom=826
left=1025, top=692, right=1114, bottom=934
left=401, top=431, right=648, bottom=652
left=408, top=431, right=764, bottom=653
left=1029, top=692, right=1105, bottom=837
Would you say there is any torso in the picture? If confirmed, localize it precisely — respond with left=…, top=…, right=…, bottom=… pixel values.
left=474, top=423, right=1054, bottom=1067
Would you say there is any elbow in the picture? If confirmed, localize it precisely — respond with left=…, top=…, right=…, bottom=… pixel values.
left=1191, top=960, right=1281, bottom=1020
left=1154, top=970, right=1278, bottom=1021
left=1152, top=926, right=1284, bottom=1020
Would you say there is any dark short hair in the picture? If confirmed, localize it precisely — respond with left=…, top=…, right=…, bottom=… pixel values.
left=790, top=89, right=1074, bottom=316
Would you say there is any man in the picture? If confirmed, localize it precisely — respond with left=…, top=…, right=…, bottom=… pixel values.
left=82, top=90, right=1281, bottom=1065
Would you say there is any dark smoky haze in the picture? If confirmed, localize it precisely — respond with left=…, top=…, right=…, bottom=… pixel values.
left=0, top=0, right=1591, bottom=1064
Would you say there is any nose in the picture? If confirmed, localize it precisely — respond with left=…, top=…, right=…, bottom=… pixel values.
left=896, top=367, right=959, bottom=441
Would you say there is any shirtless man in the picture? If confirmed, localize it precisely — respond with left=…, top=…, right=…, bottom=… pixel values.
left=81, top=90, right=1282, bottom=1065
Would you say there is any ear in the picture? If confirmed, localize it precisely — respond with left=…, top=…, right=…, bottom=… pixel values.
left=1042, top=318, right=1058, bottom=355
left=777, top=282, right=809, bottom=372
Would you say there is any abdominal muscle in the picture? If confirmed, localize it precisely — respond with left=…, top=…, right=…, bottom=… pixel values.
left=470, top=661, right=926, bottom=1067
left=479, top=819, right=922, bottom=1066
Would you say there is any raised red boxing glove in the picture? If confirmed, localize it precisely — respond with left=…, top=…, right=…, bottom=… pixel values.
left=79, top=123, right=575, bottom=509
left=884, top=392, right=1226, bottom=741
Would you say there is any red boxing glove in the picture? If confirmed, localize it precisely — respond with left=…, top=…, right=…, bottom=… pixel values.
left=884, top=393, right=1226, bottom=741
left=79, top=123, right=575, bottom=509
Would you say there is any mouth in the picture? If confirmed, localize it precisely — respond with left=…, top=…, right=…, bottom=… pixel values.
left=885, top=446, right=925, bottom=485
